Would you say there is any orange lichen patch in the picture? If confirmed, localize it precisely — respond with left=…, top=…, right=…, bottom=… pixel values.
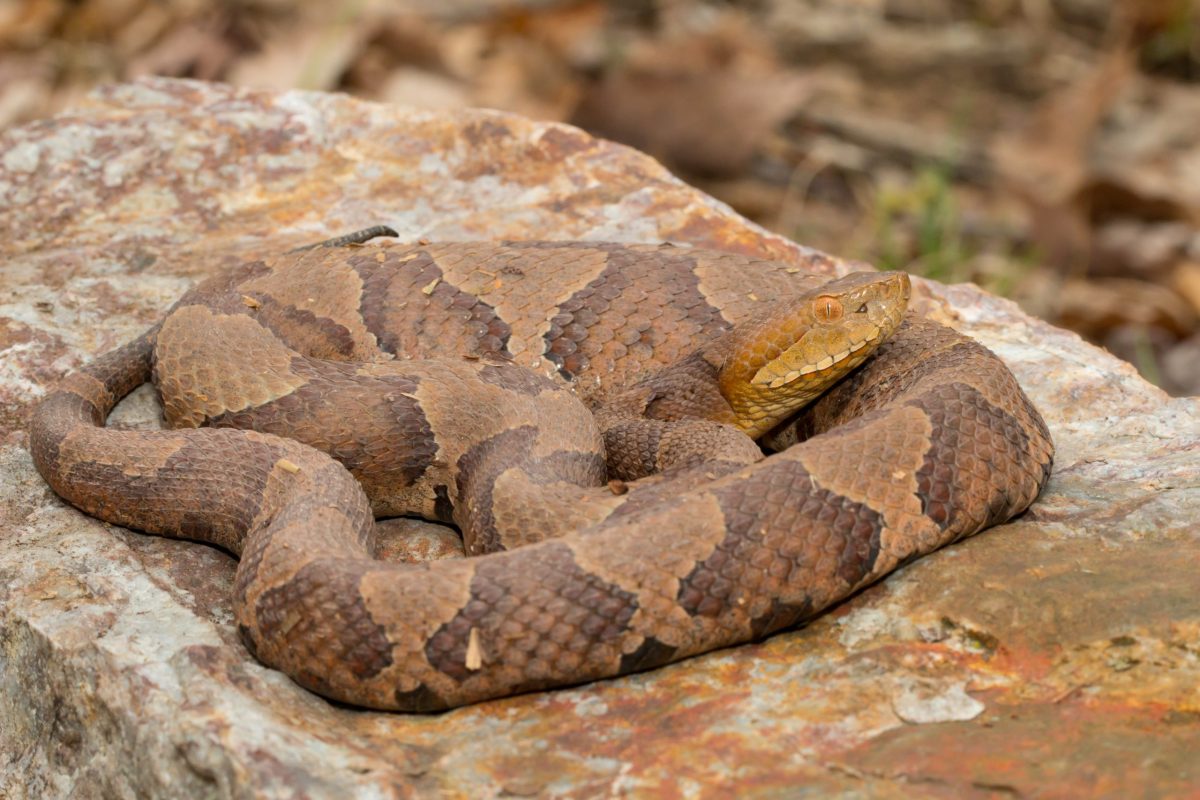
left=839, top=701, right=1200, bottom=797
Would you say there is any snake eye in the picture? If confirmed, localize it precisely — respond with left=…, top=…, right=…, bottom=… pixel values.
left=856, top=303, right=868, bottom=313
left=812, top=296, right=843, bottom=323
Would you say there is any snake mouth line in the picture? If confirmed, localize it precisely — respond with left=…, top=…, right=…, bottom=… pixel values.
left=763, top=327, right=883, bottom=389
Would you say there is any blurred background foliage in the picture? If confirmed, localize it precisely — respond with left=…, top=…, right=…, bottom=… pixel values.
left=2, top=0, right=1198, bottom=394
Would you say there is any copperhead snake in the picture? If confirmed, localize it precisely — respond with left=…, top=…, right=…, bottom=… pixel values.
left=30, top=234, right=1054, bottom=711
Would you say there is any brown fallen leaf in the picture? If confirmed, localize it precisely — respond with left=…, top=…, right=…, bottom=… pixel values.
left=126, top=21, right=237, bottom=82
left=228, top=14, right=375, bottom=91
left=1057, top=276, right=1196, bottom=339
left=993, top=44, right=1137, bottom=272
left=1171, top=262, right=1200, bottom=316
left=573, top=69, right=810, bottom=178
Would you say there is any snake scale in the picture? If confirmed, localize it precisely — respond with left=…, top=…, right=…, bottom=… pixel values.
left=30, top=237, right=1053, bottom=711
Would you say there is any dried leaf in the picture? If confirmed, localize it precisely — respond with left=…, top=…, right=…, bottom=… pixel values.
left=573, top=69, right=810, bottom=177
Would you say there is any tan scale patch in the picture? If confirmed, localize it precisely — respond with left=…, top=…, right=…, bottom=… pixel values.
left=490, top=469, right=619, bottom=547
left=243, top=253, right=379, bottom=358
left=155, top=306, right=309, bottom=427
left=245, top=452, right=357, bottom=554
left=357, top=359, right=496, bottom=515
left=431, top=245, right=611, bottom=367
left=358, top=558, right=479, bottom=693
left=400, top=358, right=582, bottom=463
left=397, top=362, right=500, bottom=461
left=691, top=252, right=822, bottom=325
left=796, top=405, right=942, bottom=570
left=528, top=392, right=603, bottom=461
left=798, top=407, right=929, bottom=512
left=236, top=519, right=315, bottom=612
left=57, top=428, right=192, bottom=475
left=260, top=508, right=366, bottom=578
left=568, top=492, right=732, bottom=646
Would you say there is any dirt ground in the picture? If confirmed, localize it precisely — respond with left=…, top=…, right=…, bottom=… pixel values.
left=3, top=0, right=1197, bottom=395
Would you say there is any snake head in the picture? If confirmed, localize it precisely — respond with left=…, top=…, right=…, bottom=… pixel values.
left=709, top=270, right=910, bottom=438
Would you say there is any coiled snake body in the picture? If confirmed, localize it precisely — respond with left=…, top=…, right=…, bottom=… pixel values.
left=30, top=238, right=1053, bottom=711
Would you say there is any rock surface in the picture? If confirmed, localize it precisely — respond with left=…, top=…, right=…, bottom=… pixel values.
left=1, top=78, right=1197, bottom=799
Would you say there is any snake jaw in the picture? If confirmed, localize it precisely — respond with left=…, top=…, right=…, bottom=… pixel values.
left=719, top=271, right=910, bottom=438
left=755, top=323, right=886, bottom=388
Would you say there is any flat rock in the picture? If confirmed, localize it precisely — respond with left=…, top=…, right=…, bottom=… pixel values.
left=1, top=78, right=1197, bottom=799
